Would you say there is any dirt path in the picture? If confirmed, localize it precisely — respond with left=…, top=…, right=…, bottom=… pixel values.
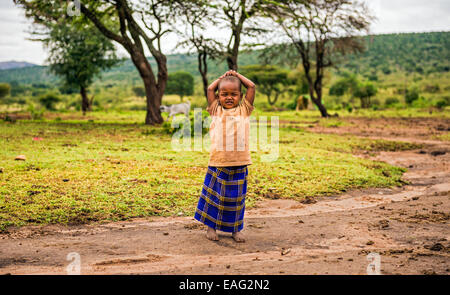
left=1, top=117, right=449, bottom=275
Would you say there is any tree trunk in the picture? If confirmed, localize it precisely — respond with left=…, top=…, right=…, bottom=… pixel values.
left=130, top=50, right=164, bottom=125
left=309, top=87, right=329, bottom=118
left=226, top=55, right=238, bottom=71
left=268, top=91, right=280, bottom=106
left=80, top=86, right=92, bottom=115
left=142, top=77, right=163, bottom=125
left=198, top=52, right=209, bottom=100
left=79, top=1, right=165, bottom=125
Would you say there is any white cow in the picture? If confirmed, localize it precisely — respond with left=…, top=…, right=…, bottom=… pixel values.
left=160, top=101, right=191, bottom=121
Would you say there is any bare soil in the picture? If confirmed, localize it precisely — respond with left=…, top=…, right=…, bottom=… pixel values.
left=0, top=116, right=449, bottom=275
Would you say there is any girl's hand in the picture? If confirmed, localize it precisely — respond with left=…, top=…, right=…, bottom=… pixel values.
left=225, top=70, right=238, bottom=77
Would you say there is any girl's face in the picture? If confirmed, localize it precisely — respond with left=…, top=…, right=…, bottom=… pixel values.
left=217, top=81, right=243, bottom=109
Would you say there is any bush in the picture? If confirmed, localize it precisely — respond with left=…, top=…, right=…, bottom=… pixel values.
left=433, top=96, right=449, bottom=109
left=27, top=103, right=45, bottom=120
left=0, top=83, right=11, bottom=98
left=132, top=86, right=145, bottom=97
left=286, top=96, right=298, bottom=110
left=381, top=66, right=391, bottom=75
left=368, top=73, right=378, bottom=81
left=405, top=87, right=419, bottom=104
left=411, top=96, right=430, bottom=108
left=38, top=93, right=61, bottom=110
left=385, top=97, right=400, bottom=106
left=434, top=99, right=448, bottom=109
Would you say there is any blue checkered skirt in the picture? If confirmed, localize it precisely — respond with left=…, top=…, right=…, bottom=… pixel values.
left=194, top=165, right=248, bottom=233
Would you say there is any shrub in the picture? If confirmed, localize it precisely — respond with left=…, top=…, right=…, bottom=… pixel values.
left=411, top=96, right=430, bottom=108
left=368, top=73, right=378, bottom=81
left=0, top=83, right=11, bottom=98
left=433, top=96, right=449, bottom=109
left=405, top=87, right=419, bottom=104
left=286, top=97, right=298, bottom=110
left=27, top=103, right=45, bottom=120
left=385, top=97, right=400, bottom=107
left=38, top=93, right=61, bottom=110
left=132, top=86, right=145, bottom=97
left=434, top=99, right=448, bottom=109
left=381, top=66, right=391, bottom=75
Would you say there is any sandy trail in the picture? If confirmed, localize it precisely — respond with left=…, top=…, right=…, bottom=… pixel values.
left=0, top=116, right=449, bottom=275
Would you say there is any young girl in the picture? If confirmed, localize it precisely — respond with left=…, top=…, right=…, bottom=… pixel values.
left=194, top=70, right=256, bottom=242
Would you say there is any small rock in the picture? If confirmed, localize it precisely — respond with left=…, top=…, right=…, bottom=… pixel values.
left=426, top=243, right=444, bottom=252
left=15, top=155, right=26, bottom=161
left=281, top=248, right=291, bottom=255
left=163, top=232, right=169, bottom=236
left=366, top=240, right=374, bottom=245
left=0, top=167, right=3, bottom=173
left=264, top=192, right=280, bottom=199
left=62, top=179, right=70, bottom=182
left=422, top=269, right=437, bottom=275
left=27, top=190, right=41, bottom=196
left=226, top=265, right=231, bottom=269
left=412, top=196, right=419, bottom=200
left=298, top=219, right=304, bottom=223
left=378, top=220, right=390, bottom=229
left=300, top=196, right=317, bottom=204
left=430, top=150, right=446, bottom=156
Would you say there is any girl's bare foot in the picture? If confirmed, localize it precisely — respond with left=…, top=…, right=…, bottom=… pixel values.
left=232, top=231, right=245, bottom=242
left=206, top=227, right=219, bottom=241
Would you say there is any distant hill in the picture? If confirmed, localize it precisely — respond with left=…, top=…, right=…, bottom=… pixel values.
left=0, top=60, right=37, bottom=70
left=0, top=31, right=448, bottom=86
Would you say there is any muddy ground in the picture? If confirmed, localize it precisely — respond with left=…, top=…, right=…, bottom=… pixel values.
left=0, top=116, right=449, bottom=275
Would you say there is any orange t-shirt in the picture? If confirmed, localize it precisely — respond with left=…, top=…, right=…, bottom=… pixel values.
left=207, top=98, right=254, bottom=167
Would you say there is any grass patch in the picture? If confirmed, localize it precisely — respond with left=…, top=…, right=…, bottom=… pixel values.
left=0, top=110, right=417, bottom=230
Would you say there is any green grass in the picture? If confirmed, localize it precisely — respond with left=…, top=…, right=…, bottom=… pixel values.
left=0, top=110, right=422, bottom=231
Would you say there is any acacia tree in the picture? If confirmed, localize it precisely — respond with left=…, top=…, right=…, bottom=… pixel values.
left=165, top=71, right=194, bottom=102
left=353, top=81, right=377, bottom=108
left=45, top=20, right=119, bottom=114
left=241, top=65, right=291, bottom=105
left=15, top=0, right=182, bottom=124
left=174, top=0, right=222, bottom=99
left=213, top=0, right=270, bottom=71
left=267, top=0, right=373, bottom=117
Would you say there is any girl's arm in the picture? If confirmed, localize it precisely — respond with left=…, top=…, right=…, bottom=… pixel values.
left=226, top=70, right=256, bottom=105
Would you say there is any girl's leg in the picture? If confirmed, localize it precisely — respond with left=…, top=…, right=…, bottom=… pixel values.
left=206, top=225, right=219, bottom=241
left=232, top=231, right=245, bottom=242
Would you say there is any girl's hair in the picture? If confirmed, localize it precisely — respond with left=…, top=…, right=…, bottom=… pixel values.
left=218, top=76, right=242, bottom=92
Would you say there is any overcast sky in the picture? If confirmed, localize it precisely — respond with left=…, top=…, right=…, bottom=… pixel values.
left=1, top=0, right=449, bottom=65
